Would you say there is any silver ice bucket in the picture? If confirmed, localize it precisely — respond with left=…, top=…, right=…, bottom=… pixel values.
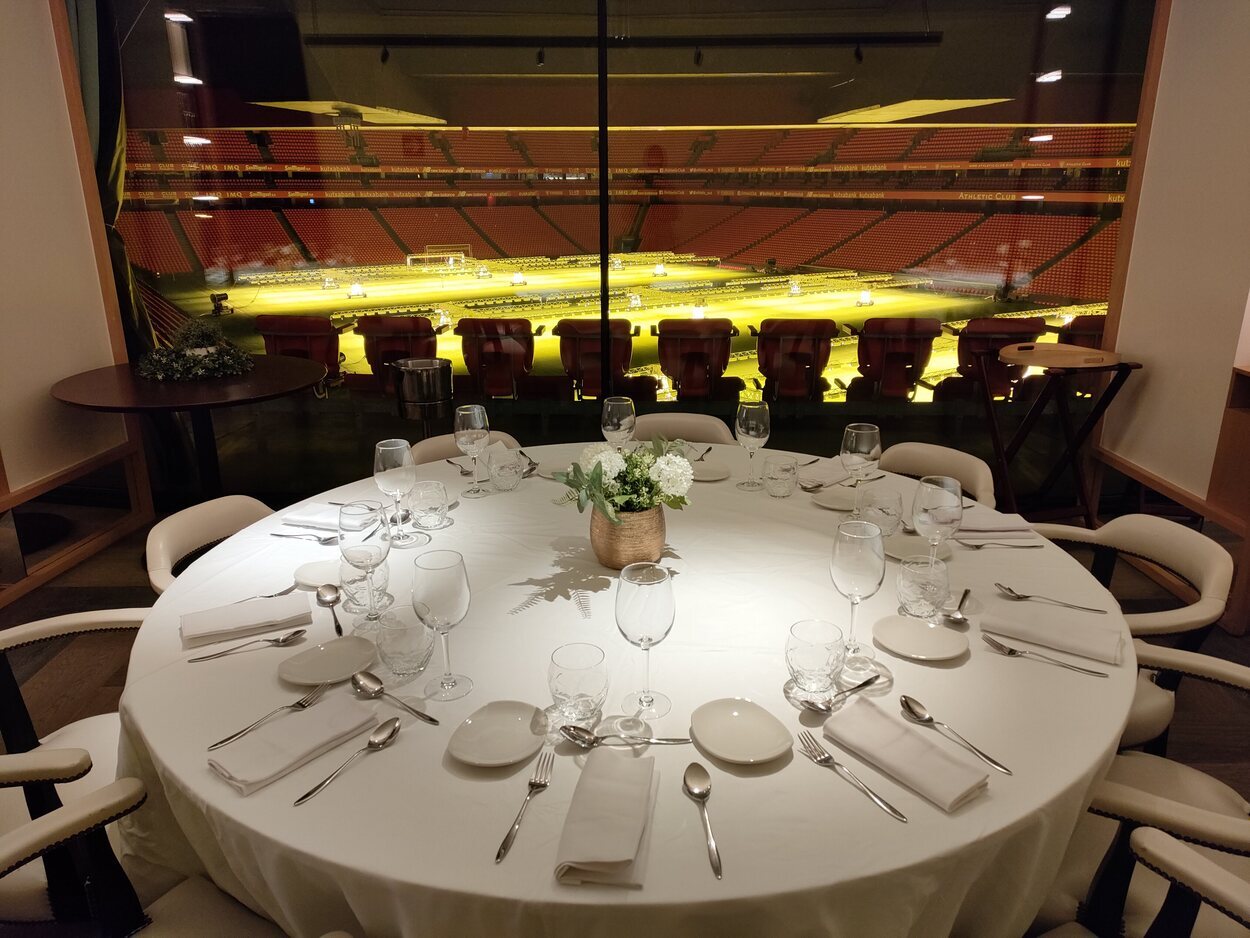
left=392, top=357, right=453, bottom=421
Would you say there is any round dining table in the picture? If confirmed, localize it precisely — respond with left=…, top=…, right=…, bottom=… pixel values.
left=116, top=442, right=1136, bottom=938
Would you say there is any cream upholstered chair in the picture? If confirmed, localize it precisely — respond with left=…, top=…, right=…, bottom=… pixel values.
left=878, top=442, right=996, bottom=508
left=146, top=495, right=273, bottom=595
left=410, top=431, right=521, bottom=465
left=633, top=412, right=734, bottom=445
left=1033, top=515, right=1234, bottom=751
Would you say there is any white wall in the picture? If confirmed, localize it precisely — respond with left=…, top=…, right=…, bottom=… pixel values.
left=0, top=1, right=126, bottom=492
left=1101, top=0, right=1250, bottom=500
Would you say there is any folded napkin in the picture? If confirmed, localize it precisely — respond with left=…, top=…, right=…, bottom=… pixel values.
left=208, top=696, right=375, bottom=796
left=823, top=698, right=988, bottom=812
left=799, top=461, right=851, bottom=487
left=179, top=593, right=312, bottom=649
left=982, top=612, right=1124, bottom=665
left=957, top=513, right=1039, bottom=540
left=280, top=504, right=342, bottom=531
left=555, top=749, right=658, bottom=888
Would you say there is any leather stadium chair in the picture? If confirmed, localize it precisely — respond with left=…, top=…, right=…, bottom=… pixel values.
left=1019, top=314, right=1110, bottom=401
left=454, top=318, right=540, bottom=398
left=254, top=315, right=343, bottom=380
left=751, top=318, right=838, bottom=401
left=410, top=431, right=521, bottom=466
left=879, top=442, right=996, bottom=508
left=932, top=316, right=1046, bottom=401
left=842, top=317, right=941, bottom=401
left=552, top=318, right=657, bottom=402
left=146, top=496, right=273, bottom=595
left=655, top=319, right=745, bottom=401
left=634, top=413, right=735, bottom=445
left=1032, top=515, right=1234, bottom=751
left=355, top=314, right=438, bottom=393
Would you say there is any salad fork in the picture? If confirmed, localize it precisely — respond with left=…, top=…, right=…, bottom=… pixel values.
left=994, top=582, right=1106, bottom=614
left=229, top=583, right=298, bottom=604
left=270, top=532, right=339, bottom=546
left=208, top=683, right=329, bottom=751
left=445, top=459, right=472, bottom=476
left=796, top=731, right=907, bottom=822
left=496, top=750, right=554, bottom=862
left=955, top=541, right=1043, bottom=550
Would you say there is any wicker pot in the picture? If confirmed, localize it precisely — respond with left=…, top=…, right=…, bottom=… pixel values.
left=590, top=506, right=665, bottom=569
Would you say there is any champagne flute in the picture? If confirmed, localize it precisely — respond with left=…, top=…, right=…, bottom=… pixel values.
left=601, top=396, right=636, bottom=451
left=412, top=550, right=472, bottom=701
left=735, top=401, right=770, bottom=491
left=373, top=439, right=427, bottom=549
left=840, top=423, right=882, bottom=486
left=454, top=405, right=491, bottom=499
left=615, top=562, right=675, bottom=722
left=830, top=520, right=886, bottom=686
left=911, top=476, right=963, bottom=563
left=338, top=501, right=393, bottom=633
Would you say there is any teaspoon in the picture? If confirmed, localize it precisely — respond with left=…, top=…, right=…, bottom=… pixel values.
left=316, top=583, right=343, bottom=637
left=187, top=628, right=306, bottom=663
left=943, top=589, right=972, bottom=626
left=683, top=763, right=722, bottom=880
left=351, top=670, right=439, bottom=725
left=294, top=718, right=401, bottom=805
left=559, top=725, right=690, bottom=749
left=799, top=675, right=880, bottom=714
left=899, top=695, right=1012, bottom=775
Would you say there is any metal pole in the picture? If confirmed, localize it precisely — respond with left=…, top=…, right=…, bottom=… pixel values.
left=597, top=0, right=611, bottom=398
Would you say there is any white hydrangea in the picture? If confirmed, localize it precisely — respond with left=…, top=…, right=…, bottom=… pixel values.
left=649, top=453, right=693, bottom=498
left=578, top=443, right=626, bottom=480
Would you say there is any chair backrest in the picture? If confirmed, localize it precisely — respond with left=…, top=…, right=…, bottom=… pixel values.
left=355, top=316, right=438, bottom=385
left=410, top=431, right=521, bottom=465
left=856, top=317, right=941, bottom=399
left=454, top=318, right=536, bottom=397
left=755, top=318, right=838, bottom=399
left=1059, top=315, right=1106, bottom=349
left=955, top=317, right=1047, bottom=396
left=879, top=442, right=996, bottom=507
left=552, top=318, right=634, bottom=398
left=145, top=496, right=273, bottom=594
left=634, top=413, right=735, bottom=445
left=254, top=315, right=340, bottom=376
left=656, top=319, right=736, bottom=399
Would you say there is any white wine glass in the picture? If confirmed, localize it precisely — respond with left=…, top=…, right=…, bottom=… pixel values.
left=412, top=550, right=472, bottom=701
left=840, top=423, right=882, bottom=486
left=338, top=501, right=393, bottom=633
left=454, top=405, right=491, bottom=499
left=373, top=439, right=427, bottom=549
left=830, top=520, right=886, bottom=687
left=735, top=401, right=770, bottom=491
left=601, top=396, right=636, bottom=451
left=911, top=475, right=963, bottom=562
left=615, top=562, right=675, bottom=722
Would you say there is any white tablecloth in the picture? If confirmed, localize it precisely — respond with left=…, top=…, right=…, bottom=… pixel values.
left=117, top=442, right=1135, bottom=938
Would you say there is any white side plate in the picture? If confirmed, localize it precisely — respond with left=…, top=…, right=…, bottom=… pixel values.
left=873, top=615, right=969, bottom=661
left=883, top=533, right=952, bottom=562
left=447, top=700, right=548, bottom=767
left=294, top=560, right=340, bottom=590
left=277, top=636, right=377, bottom=685
left=690, top=698, right=791, bottom=764
left=692, top=462, right=731, bottom=483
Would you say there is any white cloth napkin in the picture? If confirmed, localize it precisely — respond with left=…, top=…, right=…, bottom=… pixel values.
left=555, top=749, right=658, bottom=888
left=823, top=698, right=988, bottom=812
left=957, top=512, right=1039, bottom=540
left=799, top=460, right=851, bottom=487
left=280, top=504, right=342, bottom=531
left=179, top=594, right=312, bottom=649
left=207, top=697, right=375, bottom=796
left=982, top=612, right=1125, bottom=664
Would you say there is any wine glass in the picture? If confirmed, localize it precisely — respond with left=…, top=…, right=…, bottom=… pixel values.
left=840, top=423, right=882, bottom=486
left=338, top=501, right=393, bottom=633
left=412, top=550, right=472, bottom=701
left=735, top=401, right=770, bottom=491
left=830, top=520, right=886, bottom=687
left=897, top=557, right=950, bottom=624
left=454, top=405, right=491, bottom=499
left=602, top=396, right=636, bottom=450
left=373, top=439, right=427, bottom=549
left=615, top=562, right=675, bottom=722
left=911, top=475, right=963, bottom=562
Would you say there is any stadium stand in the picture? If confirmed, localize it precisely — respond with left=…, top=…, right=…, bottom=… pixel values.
left=116, top=211, right=194, bottom=274
left=831, top=129, right=916, bottom=162
left=445, top=130, right=529, bottom=167
left=813, top=210, right=982, bottom=271
left=283, top=208, right=406, bottom=265
left=910, top=213, right=1096, bottom=287
left=1028, top=126, right=1134, bottom=157
left=267, top=130, right=357, bottom=164
left=359, top=130, right=451, bottom=166
left=177, top=210, right=304, bottom=272
left=379, top=207, right=499, bottom=259
left=1019, top=219, right=1120, bottom=300
left=161, top=130, right=263, bottom=164
left=638, top=204, right=742, bottom=251
left=693, top=130, right=783, bottom=166
left=757, top=129, right=841, bottom=165
left=906, top=128, right=1017, bottom=160
left=516, top=131, right=597, bottom=167
left=126, top=129, right=159, bottom=162
left=463, top=206, right=580, bottom=257
left=678, top=207, right=807, bottom=258
left=731, top=208, right=884, bottom=267
left=541, top=204, right=639, bottom=253
left=604, top=131, right=704, bottom=167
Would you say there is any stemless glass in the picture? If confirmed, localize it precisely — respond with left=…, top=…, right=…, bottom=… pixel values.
left=454, top=405, right=491, bottom=499
left=547, top=643, right=609, bottom=727
left=340, top=557, right=393, bottom=614
left=897, top=557, right=950, bottom=623
left=377, top=617, right=434, bottom=686
left=409, top=480, right=452, bottom=530
left=912, top=475, right=964, bottom=562
left=412, top=550, right=472, bottom=701
left=830, top=520, right=886, bottom=686
left=615, top=562, right=675, bottom=721
left=602, top=396, right=636, bottom=450
left=373, top=439, right=427, bottom=549
left=784, top=619, right=845, bottom=700
left=856, top=488, right=903, bottom=534
left=735, top=401, right=771, bottom=491
left=840, top=423, right=882, bottom=486
left=763, top=454, right=799, bottom=498
left=488, top=449, right=525, bottom=492
left=338, top=501, right=393, bottom=633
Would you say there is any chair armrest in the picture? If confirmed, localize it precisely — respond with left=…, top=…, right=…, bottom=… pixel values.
left=918, top=379, right=937, bottom=391
left=434, top=323, right=449, bottom=335
left=0, top=778, right=146, bottom=879
left=729, top=326, right=740, bottom=337
left=941, top=322, right=963, bottom=336
left=1131, top=828, right=1250, bottom=927
left=748, top=325, right=760, bottom=337
left=833, top=378, right=847, bottom=390
left=841, top=324, right=860, bottom=336
left=1133, top=640, right=1250, bottom=692
left=1090, top=779, right=1250, bottom=854
left=1032, top=522, right=1103, bottom=545
left=0, top=750, right=92, bottom=787
left=534, top=325, right=546, bottom=336
left=631, top=325, right=641, bottom=337
left=0, top=609, right=149, bottom=655
left=334, top=320, right=355, bottom=335
left=752, top=378, right=763, bottom=390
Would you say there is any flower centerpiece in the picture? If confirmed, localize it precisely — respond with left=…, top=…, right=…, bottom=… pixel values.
left=555, top=440, right=694, bottom=569
left=135, top=320, right=253, bottom=382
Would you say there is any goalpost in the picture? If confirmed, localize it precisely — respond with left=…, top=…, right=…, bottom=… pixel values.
left=407, top=244, right=473, bottom=271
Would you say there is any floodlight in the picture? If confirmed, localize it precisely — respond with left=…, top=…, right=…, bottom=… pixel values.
left=653, top=262, right=667, bottom=277
left=856, top=290, right=874, bottom=307
left=348, top=282, right=366, bottom=298
left=1028, top=133, right=1054, bottom=143
left=1046, top=6, right=1072, bottom=20
left=789, top=279, right=801, bottom=296
left=1036, top=70, right=1063, bottom=83
left=692, top=302, right=707, bottom=319
left=191, top=194, right=218, bottom=202
left=173, top=74, right=202, bottom=85
left=183, top=135, right=211, bottom=146
left=164, top=12, right=193, bottom=22
left=511, top=271, right=526, bottom=285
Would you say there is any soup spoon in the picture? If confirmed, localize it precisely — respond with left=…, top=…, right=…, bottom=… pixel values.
left=900, top=695, right=1012, bottom=775
left=799, top=675, right=880, bottom=714
left=187, top=629, right=306, bottom=663
left=295, top=718, right=400, bottom=805
left=351, top=671, right=439, bottom=725
left=559, top=725, right=690, bottom=748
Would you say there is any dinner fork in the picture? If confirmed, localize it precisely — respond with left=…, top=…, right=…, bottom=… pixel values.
left=207, top=683, right=329, bottom=751
left=495, top=750, right=554, bottom=862
left=796, top=731, right=907, bottom=823
left=229, top=583, right=298, bottom=604
left=270, top=532, right=339, bottom=546
left=445, top=458, right=472, bottom=476
left=981, top=634, right=1108, bottom=678
left=955, top=541, right=1044, bottom=550
left=994, top=582, right=1107, bottom=614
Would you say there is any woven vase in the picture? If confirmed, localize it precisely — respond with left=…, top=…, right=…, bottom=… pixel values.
left=590, top=506, right=665, bottom=569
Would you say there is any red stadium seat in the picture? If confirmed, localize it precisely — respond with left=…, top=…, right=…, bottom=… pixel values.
left=355, top=315, right=439, bottom=392
left=934, top=316, right=1047, bottom=401
left=752, top=318, right=839, bottom=401
left=656, top=319, right=744, bottom=401
left=552, top=319, right=657, bottom=401
left=454, top=318, right=538, bottom=398
left=845, top=317, right=941, bottom=401
left=255, top=315, right=342, bottom=379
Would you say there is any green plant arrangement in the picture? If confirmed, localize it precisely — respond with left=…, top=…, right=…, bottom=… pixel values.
left=135, top=320, right=253, bottom=382
left=554, top=440, right=694, bottom=524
